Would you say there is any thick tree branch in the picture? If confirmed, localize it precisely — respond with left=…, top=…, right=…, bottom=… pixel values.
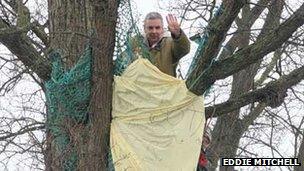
left=255, top=48, right=282, bottom=86
left=31, top=20, right=49, bottom=46
left=186, top=0, right=246, bottom=87
left=0, top=25, right=30, bottom=36
left=218, top=0, right=272, bottom=60
left=205, top=65, right=304, bottom=118
left=241, top=103, right=266, bottom=128
left=3, top=0, right=48, bottom=45
left=0, top=20, right=51, bottom=80
left=191, top=3, right=304, bottom=95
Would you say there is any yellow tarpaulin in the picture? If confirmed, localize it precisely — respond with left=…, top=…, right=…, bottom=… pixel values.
left=110, top=58, right=205, bottom=171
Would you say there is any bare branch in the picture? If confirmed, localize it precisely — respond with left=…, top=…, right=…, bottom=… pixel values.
left=190, top=3, right=304, bottom=94
left=0, top=124, right=44, bottom=141
left=0, top=19, right=51, bottom=80
left=187, top=0, right=246, bottom=90
left=205, top=65, right=304, bottom=118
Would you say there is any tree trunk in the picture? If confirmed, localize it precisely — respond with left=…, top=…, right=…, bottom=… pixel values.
left=86, top=1, right=118, bottom=170
left=208, top=1, right=284, bottom=170
left=295, top=133, right=304, bottom=171
left=47, top=0, right=118, bottom=170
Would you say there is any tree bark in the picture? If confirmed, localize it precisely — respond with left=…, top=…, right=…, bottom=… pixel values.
left=295, top=132, right=304, bottom=171
left=47, top=0, right=118, bottom=170
left=208, top=1, right=285, bottom=170
left=187, top=0, right=246, bottom=92
left=0, top=19, right=51, bottom=80
left=188, top=2, right=304, bottom=95
left=86, top=1, right=118, bottom=170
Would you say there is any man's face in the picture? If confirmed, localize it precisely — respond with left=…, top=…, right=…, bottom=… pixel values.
left=144, top=19, right=164, bottom=46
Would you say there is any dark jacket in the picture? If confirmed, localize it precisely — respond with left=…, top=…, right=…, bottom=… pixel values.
left=145, top=30, right=190, bottom=77
left=130, top=30, right=190, bottom=77
left=114, top=30, right=190, bottom=77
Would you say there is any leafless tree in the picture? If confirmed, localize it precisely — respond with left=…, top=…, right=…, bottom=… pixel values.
left=166, top=0, right=304, bottom=170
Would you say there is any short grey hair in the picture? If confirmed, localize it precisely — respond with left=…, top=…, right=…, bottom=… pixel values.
left=144, top=12, right=163, bottom=24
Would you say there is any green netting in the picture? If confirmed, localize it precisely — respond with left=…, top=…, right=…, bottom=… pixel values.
left=186, top=5, right=223, bottom=79
left=113, top=0, right=151, bottom=76
left=187, top=33, right=210, bottom=78
left=186, top=5, right=224, bottom=95
left=45, top=45, right=92, bottom=170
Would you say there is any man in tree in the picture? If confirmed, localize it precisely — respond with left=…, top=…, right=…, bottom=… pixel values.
left=134, top=12, right=191, bottom=77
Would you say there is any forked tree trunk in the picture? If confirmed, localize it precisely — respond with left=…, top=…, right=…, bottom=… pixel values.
left=208, top=1, right=284, bottom=170
left=46, top=1, right=118, bottom=170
